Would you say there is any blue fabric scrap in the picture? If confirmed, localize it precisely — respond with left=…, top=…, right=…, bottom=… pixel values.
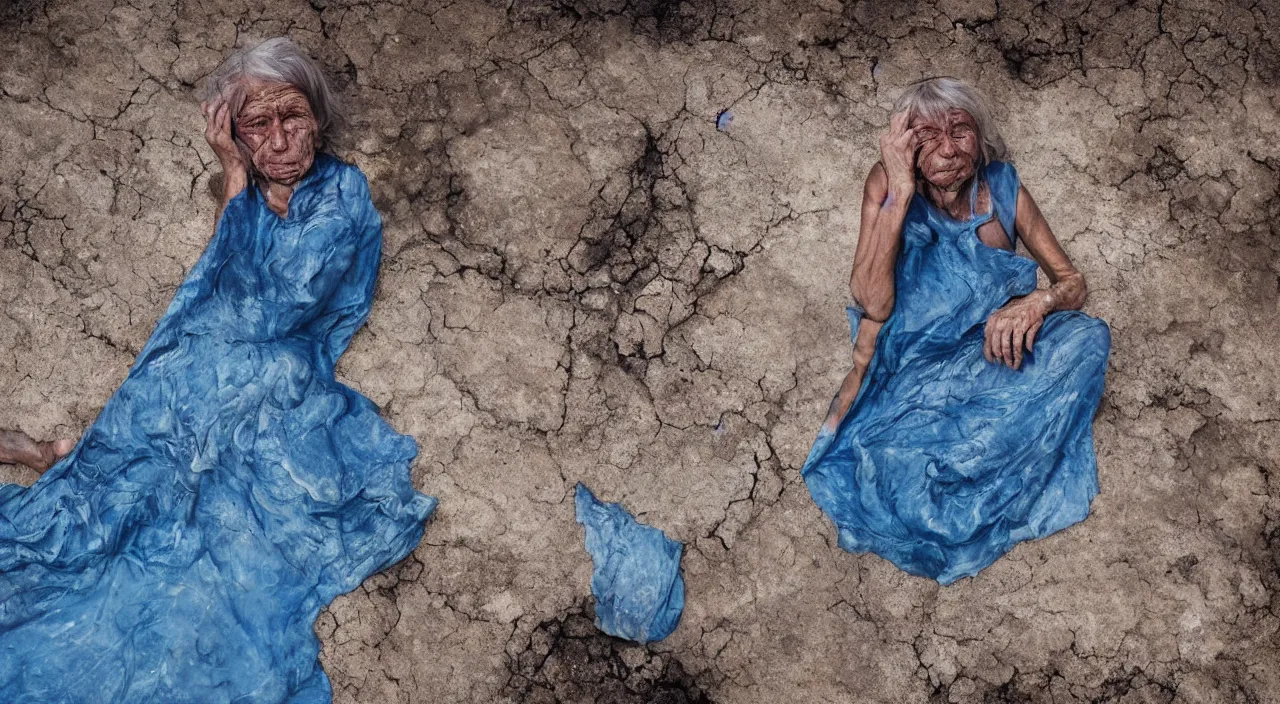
left=574, top=483, right=684, bottom=643
left=715, top=109, right=734, bottom=131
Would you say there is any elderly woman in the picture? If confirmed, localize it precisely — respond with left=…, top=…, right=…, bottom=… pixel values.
left=0, top=38, right=436, bottom=702
left=802, top=78, right=1111, bottom=585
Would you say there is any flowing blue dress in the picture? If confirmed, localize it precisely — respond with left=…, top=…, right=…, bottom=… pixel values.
left=0, top=154, right=438, bottom=703
left=802, top=161, right=1110, bottom=585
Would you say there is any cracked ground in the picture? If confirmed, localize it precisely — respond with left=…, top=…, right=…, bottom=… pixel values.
left=2, top=0, right=1279, bottom=701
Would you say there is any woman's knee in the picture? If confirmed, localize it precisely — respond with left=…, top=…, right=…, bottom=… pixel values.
left=1077, top=316, right=1111, bottom=354
left=1058, top=314, right=1111, bottom=371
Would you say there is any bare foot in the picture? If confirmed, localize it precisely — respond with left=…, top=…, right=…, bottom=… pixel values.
left=39, top=438, right=77, bottom=470
left=0, top=430, right=77, bottom=473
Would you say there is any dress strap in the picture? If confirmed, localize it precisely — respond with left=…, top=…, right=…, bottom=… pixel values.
left=984, top=161, right=1021, bottom=245
left=968, top=179, right=994, bottom=228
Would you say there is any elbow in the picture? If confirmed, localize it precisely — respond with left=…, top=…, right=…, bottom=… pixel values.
left=860, top=301, right=894, bottom=323
left=850, top=281, right=893, bottom=322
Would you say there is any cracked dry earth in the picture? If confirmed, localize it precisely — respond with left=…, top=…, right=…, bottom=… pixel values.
left=1, top=0, right=1279, bottom=701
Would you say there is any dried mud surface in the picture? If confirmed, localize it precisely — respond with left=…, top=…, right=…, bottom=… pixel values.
left=2, top=0, right=1279, bottom=701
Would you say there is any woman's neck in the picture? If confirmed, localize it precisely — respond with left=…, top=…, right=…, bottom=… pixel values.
left=262, top=180, right=295, bottom=218
left=923, top=176, right=975, bottom=219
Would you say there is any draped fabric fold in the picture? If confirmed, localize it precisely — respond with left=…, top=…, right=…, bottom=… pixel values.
left=575, top=483, right=684, bottom=643
left=803, top=161, right=1110, bottom=585
left=0, top=154, right=437, bottom=703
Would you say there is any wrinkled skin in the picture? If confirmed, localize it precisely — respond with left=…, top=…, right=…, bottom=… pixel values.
left=201, top=81, right=319, bottom=218
left=234, top=83, right=318, bottom=188
left=913, top=108, right=980, bottom=195
left=912, top=109, right=1011, bottom=252
left=823, top=105, right=1089, bottom=432
left=1, top=80, right=329, bottom=473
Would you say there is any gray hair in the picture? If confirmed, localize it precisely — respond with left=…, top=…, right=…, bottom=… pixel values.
left=203, top=37, right=341, bottom=151
left=892, top=77, right=1008, bottom=167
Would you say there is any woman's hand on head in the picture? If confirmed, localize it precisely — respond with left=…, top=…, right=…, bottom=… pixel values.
left=879, top=110, right=919, bottom=197
left=201, top=97, right=249, bottom=202
left=202, top=98, right=241, bottom=171
left=983, top=293, right=1051, bottom=370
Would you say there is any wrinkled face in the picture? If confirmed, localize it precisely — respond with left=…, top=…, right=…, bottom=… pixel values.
left=912, top=108, right=982, bottom=192
left=235, top=82, right=318, bottom=186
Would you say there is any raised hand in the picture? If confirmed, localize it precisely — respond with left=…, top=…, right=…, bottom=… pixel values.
left=201, top=96, right=248, bottom=203
left=983, top=292, right=1051, bottom=370
left=879, top=110, right=919, bottom=196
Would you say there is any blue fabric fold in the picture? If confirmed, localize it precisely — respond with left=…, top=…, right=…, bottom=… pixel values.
left=574, top=483, right=684, bottom=643
left=0, top=154, right=437, bottom=703
left=803, top=161, right=1110, bottom=585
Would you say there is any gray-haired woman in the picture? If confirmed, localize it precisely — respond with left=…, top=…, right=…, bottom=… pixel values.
left=200, top=37, right=341, bottom=218
left=801, top=77, right=1111, bottom=584
left=0, top=37, right=435, bottom=702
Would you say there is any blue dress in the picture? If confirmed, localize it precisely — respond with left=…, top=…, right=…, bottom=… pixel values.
left=802, top=161, right=1110, bottom=585
left=0, top=154, right=438, bottom=703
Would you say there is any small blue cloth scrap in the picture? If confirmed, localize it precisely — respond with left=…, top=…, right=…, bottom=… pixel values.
left=574, top=483, right=685, bottom=643
left=715, top=109, right=733, bottom=131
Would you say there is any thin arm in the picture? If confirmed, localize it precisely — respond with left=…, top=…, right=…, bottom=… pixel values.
left=823, top=163, right=911, bottom=432
left=849, top=162, right=913, bottom=321
left=1014, top=185, right=1087, bottom=313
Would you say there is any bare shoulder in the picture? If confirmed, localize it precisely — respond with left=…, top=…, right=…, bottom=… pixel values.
left=1014, top=183, right=1046, bottom=223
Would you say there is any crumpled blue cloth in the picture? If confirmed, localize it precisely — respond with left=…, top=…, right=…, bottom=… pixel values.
left=574, top=483, right=684, bottom=643
left=803, top=161, right=1110, bottom=585
left=0, top=153, right=437, bottom=703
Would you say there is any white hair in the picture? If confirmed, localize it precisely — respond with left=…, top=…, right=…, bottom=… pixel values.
left=203, top=37, right=341, bottom=150
left=892, top=77, right=1009, bottom=168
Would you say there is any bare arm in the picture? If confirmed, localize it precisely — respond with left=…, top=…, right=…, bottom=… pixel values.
left=849, top=111, right=919, bottom=322
left=837, top=165, right=907, bottom=403
left=982, top=184, right=1088, bottom=369
left=823, top=114, right=918, bottom=431
left=849, top=163, right=914, bottom=320
left=1013, top=185, right=1086, bottom=311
